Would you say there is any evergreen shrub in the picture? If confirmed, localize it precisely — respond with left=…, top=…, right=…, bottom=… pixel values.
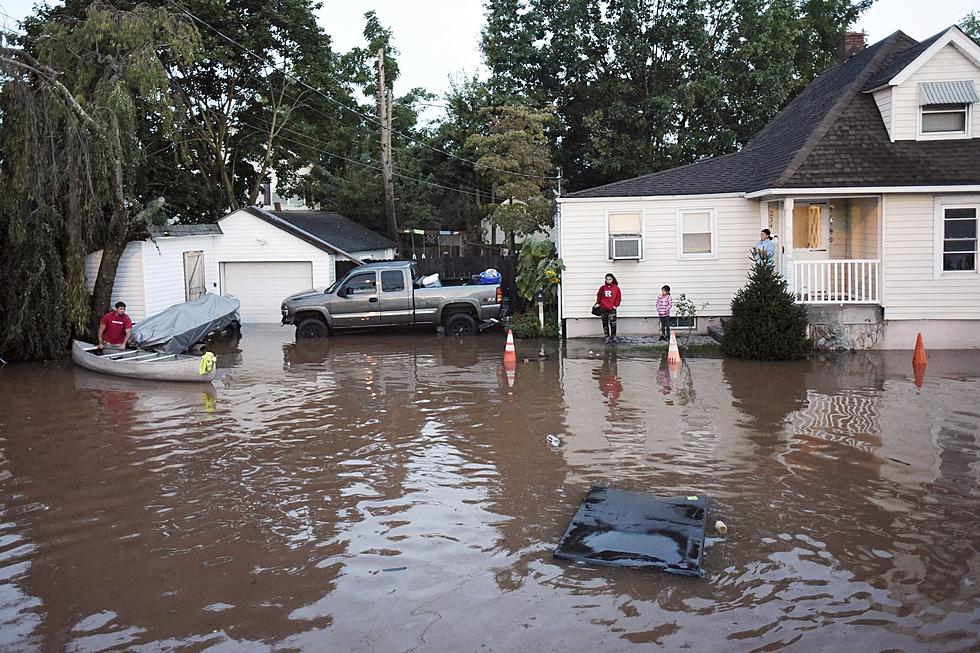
left=722, top=259, right=811, bottom=360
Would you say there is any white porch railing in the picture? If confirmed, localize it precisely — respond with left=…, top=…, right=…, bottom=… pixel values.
left=791, top=259, right=880, bottom=304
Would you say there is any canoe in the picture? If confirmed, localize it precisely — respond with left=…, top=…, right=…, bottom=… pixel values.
left=71, top=340, right=216, bottom=383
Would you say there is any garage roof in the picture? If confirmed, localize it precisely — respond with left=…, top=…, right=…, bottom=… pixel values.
left=243, top=206, right=396, bottom=255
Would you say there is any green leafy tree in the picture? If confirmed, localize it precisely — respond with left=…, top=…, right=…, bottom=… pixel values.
left=481, top=0, right=873, bottom=192
left=466, top=105, right=555, bottom=247
left=961, top=11, right=980, bottom=40
left=22, top=0, right=354, bottom=222
left=516, top=237, right=564, bottom=305
left=0, top=1, right=196, bottom=360
left=722, top=259, right=811, bottom=360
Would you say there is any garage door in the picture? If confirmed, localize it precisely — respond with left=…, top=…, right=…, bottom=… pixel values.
left=222, top=261, right=314, bottom=322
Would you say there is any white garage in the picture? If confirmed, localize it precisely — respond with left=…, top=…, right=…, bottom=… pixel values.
left=85, top=206, right=396, bottom=323
left=221, top=261, right=314, bottom=322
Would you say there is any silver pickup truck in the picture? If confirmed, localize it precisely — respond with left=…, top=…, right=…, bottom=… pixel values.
left=281, top=261, right=505, bottom=338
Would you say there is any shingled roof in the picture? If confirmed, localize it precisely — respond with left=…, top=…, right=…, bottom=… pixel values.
left=565, top=27, right=980, bottom=199
left=243, top=207, right=395, bottom=255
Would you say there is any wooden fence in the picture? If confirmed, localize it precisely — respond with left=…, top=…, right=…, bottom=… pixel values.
left=414, top=255, right=525, bottom=313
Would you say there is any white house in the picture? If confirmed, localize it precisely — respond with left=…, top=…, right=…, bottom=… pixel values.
left=558, top=26, right=980, bottom=349
left=85, top=206, right=396, bottom=323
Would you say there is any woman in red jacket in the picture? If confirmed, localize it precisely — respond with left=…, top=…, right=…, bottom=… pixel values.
left=595, top=273, right=622, bottom=344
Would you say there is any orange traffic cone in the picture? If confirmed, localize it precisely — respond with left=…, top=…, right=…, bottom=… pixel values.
left=667, top=332, right=681, bottom=368
left=912, top=332, right=927, bottom=366
left=504, top=329, right=517, bottom=367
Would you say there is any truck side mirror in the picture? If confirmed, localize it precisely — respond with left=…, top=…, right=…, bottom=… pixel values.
left=338, top=287, right=349, bottom=298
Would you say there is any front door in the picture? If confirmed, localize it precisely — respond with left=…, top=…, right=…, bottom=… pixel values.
left=183, top=251, right=206, bottom=301
left=792, top=203, right=831, bottom=297
left=330, top=270, right=380, bottom=328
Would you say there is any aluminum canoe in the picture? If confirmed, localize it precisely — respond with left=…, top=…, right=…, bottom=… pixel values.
left=71, top=340, right=216, bottom=383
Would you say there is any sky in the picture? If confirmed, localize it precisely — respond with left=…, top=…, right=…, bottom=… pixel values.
left=1, top=0, right=976, bottom=115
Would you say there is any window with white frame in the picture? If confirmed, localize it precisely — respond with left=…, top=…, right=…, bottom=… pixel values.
left=942, top=207, right=978, bottom=272
left=918, top=81, right=977, bottom=138
left=921, top=104, right=969, bottom=135
left=607, top=211, right=642, bottom=260
left=678, top=209, right=714, bottom=256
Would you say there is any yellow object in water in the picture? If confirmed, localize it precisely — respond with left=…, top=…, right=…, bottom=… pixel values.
left=714, top=520, right=728, bottom=534
left=198, top=352, right=216, bottom=375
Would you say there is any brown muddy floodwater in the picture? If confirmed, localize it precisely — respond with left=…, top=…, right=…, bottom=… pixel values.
left=0, top=326, right=979, bottom=652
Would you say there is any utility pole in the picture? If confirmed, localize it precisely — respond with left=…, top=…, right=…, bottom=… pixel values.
left=377, top=47, right=398, bottom=250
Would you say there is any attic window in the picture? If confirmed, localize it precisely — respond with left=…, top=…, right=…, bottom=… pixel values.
left=918, top=81, right=976, bottom=138
left=921, top=104, right=968, bottom=134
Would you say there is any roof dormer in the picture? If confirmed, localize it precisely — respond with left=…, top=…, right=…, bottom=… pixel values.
left=864, top=26, right=980, bottom=142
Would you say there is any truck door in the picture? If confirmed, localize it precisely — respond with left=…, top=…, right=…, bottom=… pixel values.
left=378, top=269, right=413, bottom=325
left=330, top=270, right=380, bottom=328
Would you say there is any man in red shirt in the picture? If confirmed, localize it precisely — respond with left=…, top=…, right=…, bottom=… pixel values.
left=98, top=302, right=133, bottom=350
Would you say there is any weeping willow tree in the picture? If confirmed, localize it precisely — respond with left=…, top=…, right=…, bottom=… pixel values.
left=0, top=2, right=197, bottom=361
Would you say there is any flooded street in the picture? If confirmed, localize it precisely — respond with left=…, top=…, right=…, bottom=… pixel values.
left=0, top=326, right=979, bottom=652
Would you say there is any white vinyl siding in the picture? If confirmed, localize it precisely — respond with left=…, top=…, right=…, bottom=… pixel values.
left=891, top=44, right=980, bottom=141
left=873, top=88, right=893, bottom=139
left=677, top=209, right=716, bottom=257
left=560, top=196, right=757, bottom=320
left=216, top=210, right=335, bottom=290
left=83, top=241, right=147, bottom=321
left=141, top=234, right=219, bottom=317
left=883, top=193, right=980, bottom=320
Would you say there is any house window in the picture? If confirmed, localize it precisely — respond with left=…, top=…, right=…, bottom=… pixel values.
left=943, top=207, right=977, bottom=272
left=678, top=210, right=714, bottom=256
left=670, top=316, right=695, bottom=330
left=921, top=104, right=969, bottom=135
left=607, top=211, right=642, bottom=260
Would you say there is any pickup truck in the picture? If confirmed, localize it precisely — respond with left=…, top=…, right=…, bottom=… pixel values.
left=281, top=261, right=506, bottom=338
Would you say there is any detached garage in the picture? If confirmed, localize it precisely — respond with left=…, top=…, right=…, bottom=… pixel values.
left=85, top=206, right=396, bottom=323
left=221, top=261, right=313, bottom=322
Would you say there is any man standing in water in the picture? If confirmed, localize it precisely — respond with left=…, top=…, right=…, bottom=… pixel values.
left=97, top=301, right=133, bottom=350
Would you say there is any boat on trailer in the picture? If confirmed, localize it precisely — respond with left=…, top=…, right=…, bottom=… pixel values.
left=71, top=340, right=216, bottom=383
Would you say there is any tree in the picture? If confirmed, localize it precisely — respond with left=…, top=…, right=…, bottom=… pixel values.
left=722, top=259, right=811, bottom=361
left=480, top=0, right=873, bottom=192
left=0, top=1, right=196, bottom=360
left=961, top=11, right=980, bottom=40
left=466, top=105, right=555, bottom=247
left=22, top=0, right=355, bottom=223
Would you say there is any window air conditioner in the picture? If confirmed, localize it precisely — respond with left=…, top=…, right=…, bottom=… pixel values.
left=609, top=235, right=642, bottom=260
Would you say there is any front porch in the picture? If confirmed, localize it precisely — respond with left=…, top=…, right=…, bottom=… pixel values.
left=763, top=196, right=881, bottom=305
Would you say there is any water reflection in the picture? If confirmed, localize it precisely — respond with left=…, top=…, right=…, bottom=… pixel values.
left=0, top=331, right=978, bottom=651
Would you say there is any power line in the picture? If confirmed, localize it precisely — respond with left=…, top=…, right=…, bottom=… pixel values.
left=167, top=0, right=559, bottom=182
left=237, top=117, right=487, bottom=201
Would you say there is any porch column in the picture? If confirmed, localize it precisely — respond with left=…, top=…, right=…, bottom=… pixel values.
left=782, top=198, right=794, bottom=288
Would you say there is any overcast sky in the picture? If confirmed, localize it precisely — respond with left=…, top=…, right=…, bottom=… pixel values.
left=2, top=0, right=976, bottom=114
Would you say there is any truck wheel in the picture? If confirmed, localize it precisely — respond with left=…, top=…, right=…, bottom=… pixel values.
left=296, top=318, right=328, bottom=339
left=445, top=313, right=478, bottom=337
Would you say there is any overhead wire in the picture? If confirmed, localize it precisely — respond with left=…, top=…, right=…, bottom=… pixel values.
left=236, top=116, right=488, bottom=201
left=166, top=0, right=559, bottom=182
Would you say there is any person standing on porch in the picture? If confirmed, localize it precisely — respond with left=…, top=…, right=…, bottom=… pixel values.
left=657, top=285, right=672, bottom=341
left=753, top=229, right=776, bottom=264
left=595, top=274, right=621, bottom=344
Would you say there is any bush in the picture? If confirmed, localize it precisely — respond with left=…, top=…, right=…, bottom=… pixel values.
left=508, top=311, right=559, bottom=338
left=722, top=259, right=810, bottom=360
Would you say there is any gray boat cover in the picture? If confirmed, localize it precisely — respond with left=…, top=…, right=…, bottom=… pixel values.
left=131, top=294, right=240, bottom=354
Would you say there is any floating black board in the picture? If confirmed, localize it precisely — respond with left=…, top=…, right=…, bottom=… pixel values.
left=553, top=486, right=708, bottom=577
